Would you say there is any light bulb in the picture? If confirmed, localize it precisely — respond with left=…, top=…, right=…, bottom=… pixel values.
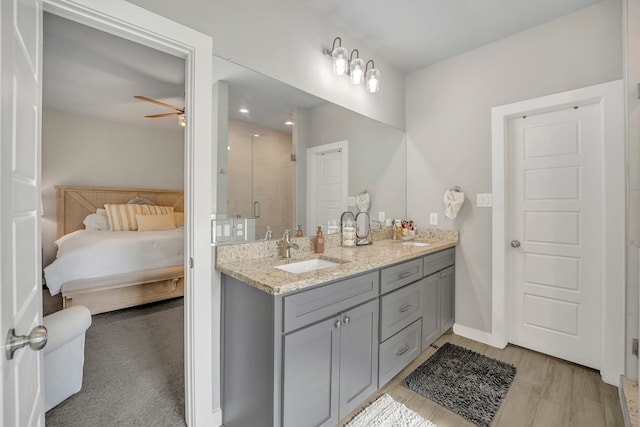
left=350, top=57, right=365, bottom=85
left=332, top=46, right=348, bottom=76
left=366, top=68, right=380, bottom=93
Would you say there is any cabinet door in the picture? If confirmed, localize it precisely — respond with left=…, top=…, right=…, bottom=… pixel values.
left=439, top=265, right=455, bottom=334
left=338, top=299, right=379, bottom=420
left=420, top=275, right=440, bottom=351
left=283, top=316, right=340, bottom=427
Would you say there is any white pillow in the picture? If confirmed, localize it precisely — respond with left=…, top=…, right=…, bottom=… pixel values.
left=82, top=212, right=110, bottom=231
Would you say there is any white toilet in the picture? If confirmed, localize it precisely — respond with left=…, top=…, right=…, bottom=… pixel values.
left=43, top=305, right=92, bottom=411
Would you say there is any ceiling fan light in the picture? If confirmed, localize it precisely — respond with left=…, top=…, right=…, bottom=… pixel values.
left=178, top=114, right=186, bottom=127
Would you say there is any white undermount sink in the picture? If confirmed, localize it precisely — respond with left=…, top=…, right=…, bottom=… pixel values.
left=275, top=258, right=340, bottom=274
left=401, top=241, right=430, bottom=247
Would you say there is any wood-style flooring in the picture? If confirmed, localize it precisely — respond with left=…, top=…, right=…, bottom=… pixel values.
left=339, top=333, right=625, bottom=427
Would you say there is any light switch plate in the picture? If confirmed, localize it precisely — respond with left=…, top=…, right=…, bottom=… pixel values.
left=476, top=193, right=493, bottom=207
left=379, top=211, right=385, bottom=221
left=430, top=213, right=438, bottom=225
left=347, top=196, right=356, bottom=206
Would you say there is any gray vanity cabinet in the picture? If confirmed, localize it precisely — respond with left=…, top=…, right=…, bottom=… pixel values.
left=420, top=248, right=456, bottom=350
left=222, top=271, right=378, bottom=427
left=419, top=274, right=440, bottom=351
left=439, top=265, right=455, bottom=333
left=282, top=298, right=379, bottom=426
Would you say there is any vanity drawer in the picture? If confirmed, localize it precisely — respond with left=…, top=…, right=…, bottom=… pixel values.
left=380, top=258, right=423, bottom=295
left=378, top=319, right=422, bottom=387
left=423, top=248, right=455, bottom=277
left=380, top=280, right=422, bottom=341
left=283, top=271, right=378, bottom=333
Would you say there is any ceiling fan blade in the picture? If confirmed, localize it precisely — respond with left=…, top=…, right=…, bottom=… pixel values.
left=145, top=112, right=181, bottom=118
left=134, top=95, right=184, bottom=113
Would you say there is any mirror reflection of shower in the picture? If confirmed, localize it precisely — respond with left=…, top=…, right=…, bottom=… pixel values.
left=227, top=120, right=294, bottom=240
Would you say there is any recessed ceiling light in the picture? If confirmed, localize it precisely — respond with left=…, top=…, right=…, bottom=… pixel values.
left=239, top=108, right=249, bottom=114
left=285, top=121, right=295, bottom=126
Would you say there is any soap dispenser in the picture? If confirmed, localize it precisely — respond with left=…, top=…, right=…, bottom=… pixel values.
left=314, top=226, right=325, bottom=253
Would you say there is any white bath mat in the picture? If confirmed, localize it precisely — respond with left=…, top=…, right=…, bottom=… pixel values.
left=345, top=393, right=436, bottom=427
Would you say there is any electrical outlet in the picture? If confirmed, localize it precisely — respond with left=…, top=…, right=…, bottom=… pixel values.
left=430, top=213, right=438, bottom=225
left=379, top=211, right=385, bottom=222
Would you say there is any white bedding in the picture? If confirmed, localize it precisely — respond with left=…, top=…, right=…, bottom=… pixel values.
left=44, top=228, right=184, bottom=295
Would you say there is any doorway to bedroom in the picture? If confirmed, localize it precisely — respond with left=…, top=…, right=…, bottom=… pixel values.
left=41, top=12, right=188, bottom=426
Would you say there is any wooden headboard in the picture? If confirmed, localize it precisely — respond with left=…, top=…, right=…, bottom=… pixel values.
left=56, top=185, right=185, bottom=238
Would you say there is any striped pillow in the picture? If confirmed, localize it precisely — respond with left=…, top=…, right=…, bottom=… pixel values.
left=140, top=205, right=175, bottom=216
left=104, top=204, right=144, bottom=231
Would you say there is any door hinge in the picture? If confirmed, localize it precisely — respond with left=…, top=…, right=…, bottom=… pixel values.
left=190, top=257, right=194, bottom=269
left=290, top=154, right=296, bottom=161
left=633, top=338, right=638, bottom=357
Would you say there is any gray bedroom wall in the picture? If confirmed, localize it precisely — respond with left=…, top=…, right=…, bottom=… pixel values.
left=41, top=107, right=184, bottom=266
left=405, top=0, right=623, bottom=335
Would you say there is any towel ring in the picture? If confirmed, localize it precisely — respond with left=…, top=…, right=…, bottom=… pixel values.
left=450, top=186, right=462, bottom=193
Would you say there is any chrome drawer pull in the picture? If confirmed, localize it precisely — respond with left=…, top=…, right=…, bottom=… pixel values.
left=439, top=271, right=445, bottom=278
left=335, top=319, right=341, bottom=328
left=396, top=345, right=410, bottom=356
left=398, top=272, right=412, bottom=279
left=343, top=316, right=351, bottom=324
left=399, top=304, right=412, bottom=313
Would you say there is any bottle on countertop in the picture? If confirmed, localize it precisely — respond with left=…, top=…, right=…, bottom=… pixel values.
left=314, top=226, right=325, bottom=253
left=295, top=225, right=303, bottom=237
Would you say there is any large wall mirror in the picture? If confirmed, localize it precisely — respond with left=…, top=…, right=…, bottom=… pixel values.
left=212, top=56, right=407, bottom=242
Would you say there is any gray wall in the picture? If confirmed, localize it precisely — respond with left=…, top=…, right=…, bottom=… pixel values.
left=307, top=103, right=407, bottom=223
left=405, top=1, right=623, bottom=333
left=42, top=107, right=184, bottom=266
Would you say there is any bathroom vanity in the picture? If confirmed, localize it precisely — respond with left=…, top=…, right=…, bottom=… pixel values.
left=217, top=233, right=457, bottom=427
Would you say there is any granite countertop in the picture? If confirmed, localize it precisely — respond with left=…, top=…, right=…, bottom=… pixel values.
left=215, top=230, right=458, bottom=296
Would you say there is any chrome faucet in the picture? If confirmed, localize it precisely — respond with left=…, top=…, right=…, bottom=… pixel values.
left=278, top=229, right=299, bottom=258
left=264, top=226, right=272, bottom=240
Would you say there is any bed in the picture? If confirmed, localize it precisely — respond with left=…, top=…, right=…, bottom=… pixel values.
left=45, top=185, right=186, bottom=314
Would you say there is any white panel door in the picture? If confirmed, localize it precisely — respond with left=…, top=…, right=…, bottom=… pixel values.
left=307, top=141, right=347, bottom=235
left=1, top=0, right=45, bottom=425
left=508, top=103, right=601, bottom=369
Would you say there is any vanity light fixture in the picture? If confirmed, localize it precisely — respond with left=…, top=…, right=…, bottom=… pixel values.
left=178, top=114, right=186, bottom=127
left=285, top=120, right=295, bottom=126
left=323, top=37, right=379, bottom=93
left=239, top=108, right=249, bottom=114
left=325, top=37, right=348, bottom=76
left=349, top=49, right=364, bottom=85
left=365, top=60, right=380, bottom=93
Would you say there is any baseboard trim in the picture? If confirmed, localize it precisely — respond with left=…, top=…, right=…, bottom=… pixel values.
left=452, top=323, right=496, bottom=347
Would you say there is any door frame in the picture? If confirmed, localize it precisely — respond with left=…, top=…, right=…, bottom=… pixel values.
left=306, top=140, right=348, bottom=235
left=490, top=80, right=625, bottom=385
left=41, top=1, right=218, bottom=425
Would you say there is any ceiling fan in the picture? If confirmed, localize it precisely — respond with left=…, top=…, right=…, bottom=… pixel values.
left=134, top=95, right=186, bottom=126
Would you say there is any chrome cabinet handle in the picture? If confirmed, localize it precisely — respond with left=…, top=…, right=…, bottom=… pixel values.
left=343, top=316, right=351, bottom=324
left=399, top=304, right=412, bottom=313
left=439, top=271, right=445, bottom=278
left=253, top=201, right=261, bottom=218
left=335, top=319, right=341, bottom=328
left=5, top=325, right=47, bottom=360
left=396, top=344, right=410, bottom=356
left=511, top=240, right=521, bottom=248
left=399, top=272, right=412, bottom=279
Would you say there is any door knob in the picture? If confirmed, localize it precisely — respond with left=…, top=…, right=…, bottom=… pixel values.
left=510, top=240, right=521, bottom=248
left=5, top=325, right=47, bottom=360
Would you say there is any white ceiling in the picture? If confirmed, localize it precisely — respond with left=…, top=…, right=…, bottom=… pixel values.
left=43, top=1, right=605, bottom=131
left=43, top=12, right=186, bottom=131
left=302, top=0, right=604, bottom=73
